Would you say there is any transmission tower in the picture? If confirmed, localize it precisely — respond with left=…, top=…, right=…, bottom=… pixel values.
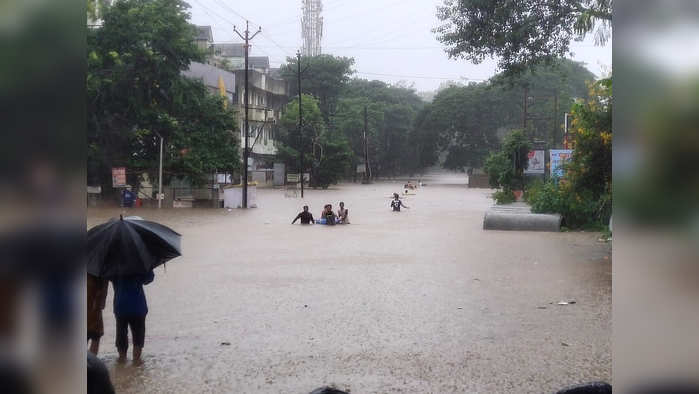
left=301, top=0, right=323, bottom=56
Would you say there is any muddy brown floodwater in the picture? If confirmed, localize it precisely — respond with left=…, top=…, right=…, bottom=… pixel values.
left=87, top=174, right=611, bottom=394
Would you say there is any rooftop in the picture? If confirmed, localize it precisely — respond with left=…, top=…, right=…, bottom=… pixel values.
left=213, top=43, right=245, bottom=58
left=195, top=25, right=213, bottom=42
left=249, top=56, right=270, bottom=69
left=182, top=62, right=236, bottom=94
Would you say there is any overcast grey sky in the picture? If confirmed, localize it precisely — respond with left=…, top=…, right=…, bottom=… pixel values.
left=188, top=0, right=612, bottom=91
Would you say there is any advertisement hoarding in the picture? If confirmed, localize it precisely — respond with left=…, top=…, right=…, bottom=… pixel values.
left=111, top=167, right=126, bottom=187
left=524, top=150, right=545, bottom=174
left=550, top=149, right=573, bottom=178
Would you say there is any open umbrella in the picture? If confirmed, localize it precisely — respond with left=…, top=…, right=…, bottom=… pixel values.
left=87, top=216, right=181, bottom=279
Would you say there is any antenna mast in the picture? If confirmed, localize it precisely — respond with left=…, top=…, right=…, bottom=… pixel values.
left=301, top=0, right=323, bottom=56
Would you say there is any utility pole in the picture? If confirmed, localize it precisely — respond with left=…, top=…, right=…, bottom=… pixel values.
left=297, top=51, right=305, bottom=198
left=234, top=21, right=261, bottom=208
left=522, top=85, right=529, bottom=130
left=362, top=105, right=370, bottom=183
left=553, top=91, right=559, bottom=146
left=158, top=134, right=163, bottom=209
left=564, top=112, right=569, bottom=149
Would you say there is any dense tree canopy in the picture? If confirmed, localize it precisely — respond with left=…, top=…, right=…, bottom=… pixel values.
left=280, top=54, right=355, bottom=121
left=334, top=79, right=429, bottom=178
left=417, top=59, right=595, bottom=171
left=434, top=0, right=611, bottom=76
left=277, top=95, right=353, bottom=188
left=87, top=0, right=240, bottom=189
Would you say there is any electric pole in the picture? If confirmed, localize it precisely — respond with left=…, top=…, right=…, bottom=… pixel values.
left=362, top=105, right=370, bottom=184
left=297, top=51, right=304, bottom=198
left=234, top=21, right=261, bottom=208
left=523, top=85, right=529, bottom=130
left=553, top=91, right=559, bottom=147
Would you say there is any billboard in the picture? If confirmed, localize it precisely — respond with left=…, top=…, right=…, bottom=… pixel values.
left=111, top=167, right=126, bottom=187
left=525, top=150, right=545, bottom=174
left=550, top=149, right=573, bottom=178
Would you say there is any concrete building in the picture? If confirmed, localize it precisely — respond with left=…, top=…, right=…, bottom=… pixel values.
left=212, top=43, right=245, bottom=69
left=232, top=67, right=288, bottom=179
left=195, top=26, right=214, bottom=53
left=183, top=61, right=236, bottom=104
left=193, top=27, right=291, bottom=185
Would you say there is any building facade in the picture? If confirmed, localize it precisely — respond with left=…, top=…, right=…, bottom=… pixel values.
left=191, top=26, right=290, bottom=183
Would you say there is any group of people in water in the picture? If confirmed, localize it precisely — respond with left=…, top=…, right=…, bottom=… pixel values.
left=292, top=202, right=350, bottom=225
left=292, top=189, right=415, bottom=225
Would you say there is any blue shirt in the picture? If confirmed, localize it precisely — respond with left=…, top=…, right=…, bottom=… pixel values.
left=112, top=271, right=154, bottom=317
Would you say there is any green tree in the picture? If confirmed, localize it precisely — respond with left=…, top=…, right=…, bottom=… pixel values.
left=281, top=54, right=355, bottom=121
left=417, top=59, right=594, bottom=171
left=434, top=0, right=611, bottom=76
left=526, top=78, right=612, bottom=227
left=87, top=0, right=239, bottom=190
left=334, top=79, right=429, bottom=178
left=484, top=129, right=532, bottom=192
left=277, top=95, right=352, bottom=188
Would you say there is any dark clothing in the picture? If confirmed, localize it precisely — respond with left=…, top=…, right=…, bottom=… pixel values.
left=112, top=271, right=154, bottom=318
left=115, top=315, right=146, bottom=352
left=87, top=352, right=115, bottom=394
left=293, top=211, right=314, bottom=224
left=323, top=212, right=336, bottom=225
left=87, top=274, right=108, bottom=340
left=121, top=190, right=135, bottom=208
left=391, top=199, right=405, bottom=212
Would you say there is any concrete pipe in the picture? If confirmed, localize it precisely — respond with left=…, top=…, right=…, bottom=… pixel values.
left=483, top=211, right=562, bottom=232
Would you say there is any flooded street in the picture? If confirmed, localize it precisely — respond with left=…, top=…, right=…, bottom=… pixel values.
left=87, top=175, right=611, bottom=393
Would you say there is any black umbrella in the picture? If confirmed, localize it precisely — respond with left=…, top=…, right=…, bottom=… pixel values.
left=87, top=216, right=181, bottom=279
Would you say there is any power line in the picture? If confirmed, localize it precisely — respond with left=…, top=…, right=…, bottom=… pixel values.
left=210, top=0, right=258, bottom=28
left=197, top=0, right=295, bottom=59
left=355, top=71, right=488, bottom=81
left=260, top=32, right=295, bottom=58
left=255, top=44, right=444, bottom=51
left=190, top=0, right=240, bottom=32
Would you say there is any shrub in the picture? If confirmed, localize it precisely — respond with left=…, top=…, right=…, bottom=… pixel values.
left=527, top=179, right=611, bottom=228
left=484, top=129, right=532, bottom=204
left=492, top=189, right=516, bottom=204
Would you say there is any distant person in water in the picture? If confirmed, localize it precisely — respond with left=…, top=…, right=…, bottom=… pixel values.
left=391, top=194, right=409, bottom=212
left=336, top=202, right=349, bottom=224
left=292, top=205, right=315, bottom=224
left=319, top=204, right=337, bottom=225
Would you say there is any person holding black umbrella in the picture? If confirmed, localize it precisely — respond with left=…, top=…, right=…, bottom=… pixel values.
left=87, top=215, right=182, bottom=365
left=112, top=270, right=154, bottom=365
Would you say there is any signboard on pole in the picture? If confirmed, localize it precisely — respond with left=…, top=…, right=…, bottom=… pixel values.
left=524, top=150, right=545, bottom=174
left=111, top=167, right=126, bottom=187
left=550, top=149, right=573, bottom=178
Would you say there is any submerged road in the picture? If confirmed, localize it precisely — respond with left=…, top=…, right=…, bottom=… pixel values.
left=87, top=174, right=611, bottom=393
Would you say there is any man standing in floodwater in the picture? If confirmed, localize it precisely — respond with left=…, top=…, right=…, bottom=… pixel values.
left=391, top=193, right=409, bottom=212
left=292, top=205, right=315, bottom=224
left=112, top=270, right=154, bottom=365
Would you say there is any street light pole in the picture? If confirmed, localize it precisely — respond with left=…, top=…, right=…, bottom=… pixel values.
left=363, top=105, right=370, bottom=184
left=157, top=132, right=163, bottom=209
left=234, top=21, right=261, bottom=208
left=297, top=51, right=304, bottom=198
left=564, top=112, right=569, bottom=149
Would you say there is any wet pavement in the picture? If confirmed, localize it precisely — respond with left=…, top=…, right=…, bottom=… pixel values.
left=87, top=174, right=611, bottom=393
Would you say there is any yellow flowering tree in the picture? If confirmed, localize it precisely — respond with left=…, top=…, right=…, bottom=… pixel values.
left=528, top=78, right=612, bottom=228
